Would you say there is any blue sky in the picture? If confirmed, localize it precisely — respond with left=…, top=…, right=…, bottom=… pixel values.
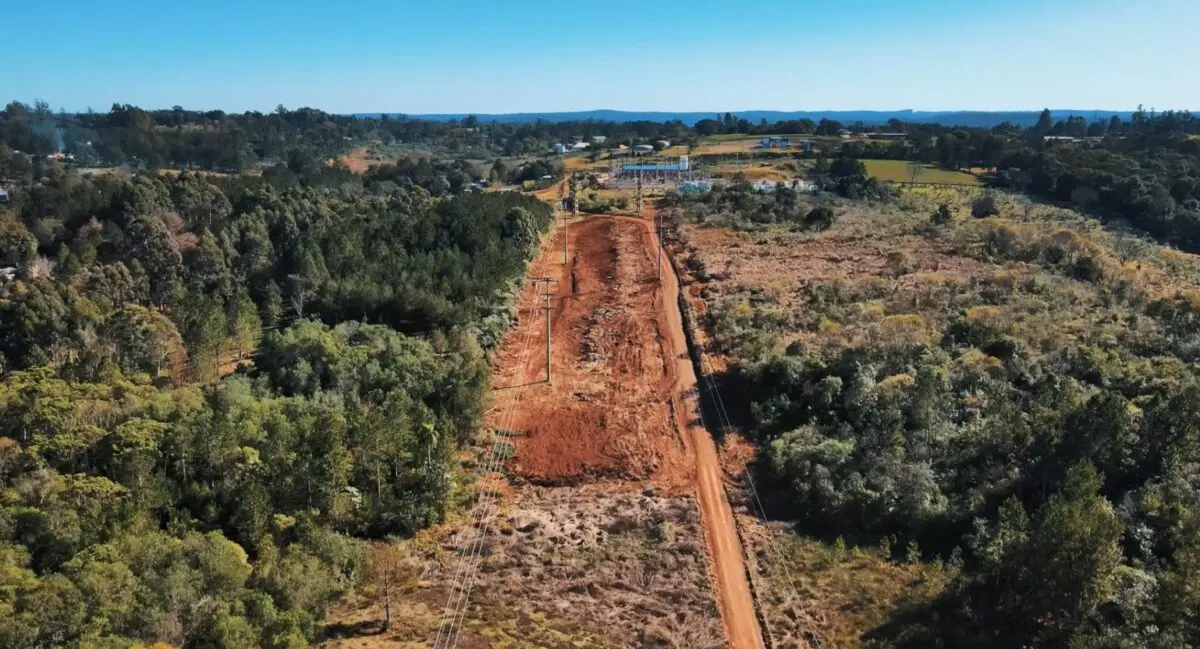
left=3, top=0, right=1197, bottom=114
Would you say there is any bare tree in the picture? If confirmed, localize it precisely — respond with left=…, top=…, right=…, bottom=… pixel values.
left=286, top=274, right=309, bottom=318
left=908, top=161, right=922, bottom=184
left=1018, top=196, right=1036, bottom=220
left=368, top=542, right=408, bottom=632
left=1113, top=231, right=1147, bottom=264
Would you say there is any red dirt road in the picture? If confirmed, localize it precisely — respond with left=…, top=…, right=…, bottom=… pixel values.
left=487, top=213, right=765, bottom=649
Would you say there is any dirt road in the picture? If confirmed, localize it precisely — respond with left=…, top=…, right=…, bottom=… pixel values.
left=487, top=213, right=765, bottom=649
left=648, top=216, right=767, bottom=649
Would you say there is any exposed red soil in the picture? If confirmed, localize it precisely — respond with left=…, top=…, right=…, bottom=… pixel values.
left=339, top=147, right=371, bottom=174
left=488, top=216, right=695, bottom=491
left=487, top=212, right=766, bottom=649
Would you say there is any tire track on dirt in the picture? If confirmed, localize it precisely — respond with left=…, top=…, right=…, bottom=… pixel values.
left=634, top=214, right=767, bottom=649
left=487, top=211, right=765, bottom=649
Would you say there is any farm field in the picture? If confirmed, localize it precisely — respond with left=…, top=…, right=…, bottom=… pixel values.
left=862, top=158, right=981, bottom=185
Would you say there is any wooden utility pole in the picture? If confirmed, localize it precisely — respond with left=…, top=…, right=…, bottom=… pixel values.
left=542, top=292, right=553, bottom=383
left=565, top=175, right=577, bottom=265
left=532, top=277, right=553, bottom=383
left=656, top=211, right=662, bottom=283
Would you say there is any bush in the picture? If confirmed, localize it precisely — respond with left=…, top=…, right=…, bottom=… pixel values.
left=971, top=194, right=1000, bottom=218
left=931, top=204, right=952, bottom=226
left=805, top=206, right=836, bottom=231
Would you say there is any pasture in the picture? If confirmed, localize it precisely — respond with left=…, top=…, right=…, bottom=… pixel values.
left=862, top=159, right=981, bottom=186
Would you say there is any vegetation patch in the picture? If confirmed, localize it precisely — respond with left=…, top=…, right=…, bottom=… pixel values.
left=677, top=183, right=1200, bottom=647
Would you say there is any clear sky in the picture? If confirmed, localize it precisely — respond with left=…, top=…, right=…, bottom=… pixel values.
left=3, top=0, right=1197, bottom=114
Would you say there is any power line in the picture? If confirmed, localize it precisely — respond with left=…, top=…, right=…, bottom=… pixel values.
left=693, top=330, right=827, bottom=649
left=441, top=277, right=548, bottom=649
left=661, top=210, right=825, bottom=648
left=431, top=298, right=537, bottom=648
left=432, top=232, right=555, bottom=649
left=431, top=287, right=539, bottom=647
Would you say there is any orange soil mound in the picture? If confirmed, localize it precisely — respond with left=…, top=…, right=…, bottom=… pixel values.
left=488, top=216, right=695, bottom=490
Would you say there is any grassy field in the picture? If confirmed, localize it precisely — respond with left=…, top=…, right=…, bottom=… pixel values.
left=862, top=159, right=981, bottom=186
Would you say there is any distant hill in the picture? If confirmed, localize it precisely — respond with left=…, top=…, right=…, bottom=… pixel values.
left=355, top=109, right=1140, bottom=128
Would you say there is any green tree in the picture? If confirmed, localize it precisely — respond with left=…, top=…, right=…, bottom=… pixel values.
left=173, top=290, right=227, bottom=381
left=1016, top=462, right=1123, bottom=643
left=0, top=220, right=38, bottom=277
left=1035, top=108, right=1054, bottom=133
left=227, top=292, right=262, bottom=359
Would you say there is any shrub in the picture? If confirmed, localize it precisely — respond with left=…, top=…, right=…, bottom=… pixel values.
left=805, top=206, right=836, bottom=231
left=931, top=204, right=953, bottom=226
left=971, top=194, right=1000, bottom=218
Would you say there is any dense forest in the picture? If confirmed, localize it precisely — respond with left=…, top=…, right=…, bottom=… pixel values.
left=0, top=132, right=552, bottom=646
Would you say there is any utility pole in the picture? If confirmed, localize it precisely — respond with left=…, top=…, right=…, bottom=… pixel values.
left=656, top=211, right=663, bottom=283
left=542, top=292, right=553, bottom=384
left=636, top=170, right=644, bottom=215
left=532, top=277, right=553, bottom=383
left=565, top=175, right=576, bottom=265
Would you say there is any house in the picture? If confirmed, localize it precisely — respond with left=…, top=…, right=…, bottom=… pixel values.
left=554, top=143, right=567, bottom=154
left=591, top=135, right=608, bottom=144
left=633, top=144, right=655, bottom=155
left=796, top=139, right=816, bottom=152
left=654, top=140, right=671, bottom=149
left=570, top=141, right=590, bottom=151
left=0, top=188, right=9, bottom=204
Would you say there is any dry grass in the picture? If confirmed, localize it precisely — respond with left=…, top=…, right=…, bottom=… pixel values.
left=706, top=162, right=797, bottom=181
left=320, top=489, right=723, bottom=649
left=564, top=154, right=609, bottom=173
left=738, top=513, right=954, bottom=649
left=690, top=138, right=799, bottom=156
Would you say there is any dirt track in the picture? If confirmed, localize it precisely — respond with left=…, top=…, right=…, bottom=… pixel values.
left=488, top=213, right=765, bottom=649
